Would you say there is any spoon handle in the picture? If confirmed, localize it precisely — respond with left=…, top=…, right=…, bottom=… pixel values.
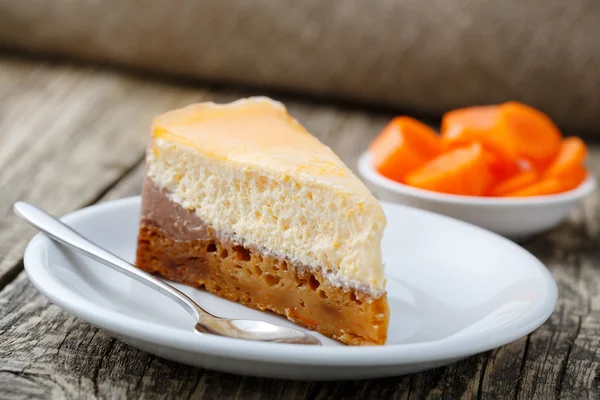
left=12, top=201, right=210, bottom=323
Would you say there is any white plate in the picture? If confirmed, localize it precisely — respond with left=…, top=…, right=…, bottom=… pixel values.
left=23, top=197, right=557, bottom=380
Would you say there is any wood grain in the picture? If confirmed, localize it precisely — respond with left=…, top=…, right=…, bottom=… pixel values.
left=1, top=54, right=599, bottom=399
left=0, top=55, right=203, bottom=288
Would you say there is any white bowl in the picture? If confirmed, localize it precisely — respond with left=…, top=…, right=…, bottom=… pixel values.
left=358, top=152, right=597, bottom=240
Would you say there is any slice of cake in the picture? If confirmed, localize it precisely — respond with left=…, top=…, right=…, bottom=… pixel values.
left=135, top=97, right=389, bottom=345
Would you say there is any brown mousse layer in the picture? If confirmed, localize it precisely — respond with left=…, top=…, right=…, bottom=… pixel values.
left=135, top=176, right=389, bottom=345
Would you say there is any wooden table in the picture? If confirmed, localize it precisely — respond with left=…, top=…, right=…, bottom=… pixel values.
left=1, top=54, right=599, bottom=399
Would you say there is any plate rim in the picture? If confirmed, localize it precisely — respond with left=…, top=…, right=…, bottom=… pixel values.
left=23, top=196, right=558, bottom=366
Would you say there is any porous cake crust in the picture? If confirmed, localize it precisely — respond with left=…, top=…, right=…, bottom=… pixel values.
left=136, top=222, right=389, bottom=345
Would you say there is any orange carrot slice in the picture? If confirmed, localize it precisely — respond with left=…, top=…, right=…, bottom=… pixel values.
left=498, top=102, right=562, bottom=168
left=544, top=137, right=588, bottom=178
left=503, top=165, right=587, bottom=197
left=369, top=117, right=442, bottom=182
left=405, top=143, right=493, bottom=196
left=503, top=178, right=564, bottom=197
left=561, top=165, right=588, bottom=191
left=441, top=106, right=520, bottom=164
left=483, top=150, right=521, bottom=182
left=491, top=170, right=539, bottom=197
left=397, top=117, right=443, bottom=159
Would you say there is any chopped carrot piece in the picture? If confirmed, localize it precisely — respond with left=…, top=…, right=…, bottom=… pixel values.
left=369, top=117, right=442, bottom=182
left=491, top=170, right=539, bottom=197
left=483, top=150, right=520, bottom=182
left=498, top=102, right=562, bottom=168
left=441, top=106, right=520, bottom=163
left=503, top=178, right=564, bottom=197
left=561, top=165, right=588, bottom=191
left=544, top=137, right=588, bottom=178
left=405, top=143, right=493, bottom=196
left=502, top=163, right=587, bottom=197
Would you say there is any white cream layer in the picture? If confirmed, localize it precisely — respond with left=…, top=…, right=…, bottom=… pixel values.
left=147, top=97, right=387, bottom=295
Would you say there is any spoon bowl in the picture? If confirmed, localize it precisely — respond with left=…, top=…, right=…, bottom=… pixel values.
left=200, top=319, right=321, bottom=344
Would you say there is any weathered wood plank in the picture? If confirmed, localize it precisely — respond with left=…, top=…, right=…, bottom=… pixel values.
left=554, top=150, right=600, bottom=400
left=1, top=54, right=600, bottom=399
left=0, top=95, right=393, bottom=398
left=479, top=338, right=528, bottom=399
left=0, top=55, right=203, bottom=286
left=0, top=57, right=396, bottom=398
left=511, top=148, right=600, bottom=400
left=1, top=152, right=599, bottom=399
left=559, top=311, right=600, bottom=399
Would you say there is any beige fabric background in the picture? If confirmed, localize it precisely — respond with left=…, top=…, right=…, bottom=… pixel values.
left=0, top=0, right=598, bottom=133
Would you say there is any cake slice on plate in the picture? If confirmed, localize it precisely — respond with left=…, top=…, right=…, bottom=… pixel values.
left=135, top=97, right=389, bottom=345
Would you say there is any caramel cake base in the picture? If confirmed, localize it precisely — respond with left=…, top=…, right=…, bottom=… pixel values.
left=135, top=179, right=389, bottom=346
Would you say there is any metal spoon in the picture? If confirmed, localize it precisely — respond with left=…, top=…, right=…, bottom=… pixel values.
left=13, top=202, right=321, bottom=345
